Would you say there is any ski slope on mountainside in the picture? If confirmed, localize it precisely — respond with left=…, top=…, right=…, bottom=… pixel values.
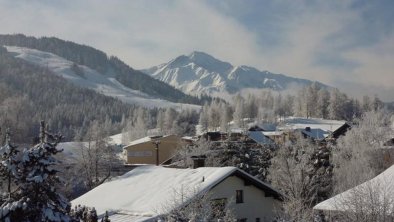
left=4, top=46, right=200, bottom=110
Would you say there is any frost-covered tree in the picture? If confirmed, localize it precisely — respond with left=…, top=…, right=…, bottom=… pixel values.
left=171, top=109, right=198, bottom=136
left=268, top=135, right=332, bottom=221
left=233, top=94, right=245, bottom=128
left=332, top=110, right=393, bottom=194
left=133, top=108, right=148, bottom=139
left=0, top=129, right=19, bottom=200
left=244, top=94, right=258, bottom=119
left=198, top=104, right=209, bottom=133
left=328, top=88, right=347, bottom=120
left=156, top=109, right=165, bottom=134
left=219, top=103, right=230, bottom=132
left=164, top=107, right=177, bottom=133
left=362, top=95, right=372, bottom=112
left=0, top=121, right=72, bottom=222
left=79, top=120, right=117, bottom=190
left=207, top=99, right=221, bottom=130
left=161, top=190, right=235, bottom=222
left=317, top=89, right=330, bottom=119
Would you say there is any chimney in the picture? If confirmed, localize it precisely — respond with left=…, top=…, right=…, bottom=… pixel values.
left=305, top=127, right=311, bottom=132
left=190, top=155, right=207, bottom=169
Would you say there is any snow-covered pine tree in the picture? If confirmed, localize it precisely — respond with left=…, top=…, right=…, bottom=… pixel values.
left=0, top=129, right=19, bottom=198
left=0, top=128, right=23, bottom=222
left=14, top=121, right=71, bottom=221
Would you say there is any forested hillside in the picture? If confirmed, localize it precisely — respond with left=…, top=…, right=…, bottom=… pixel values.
left=0, top=46, right=136, bottom=143
left=0, top=34, right=205, bottom=104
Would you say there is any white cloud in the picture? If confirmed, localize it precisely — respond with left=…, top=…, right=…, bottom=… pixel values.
left=0, top=0, right=261, bottom=68
left=342, top=36, right=394, bottom=87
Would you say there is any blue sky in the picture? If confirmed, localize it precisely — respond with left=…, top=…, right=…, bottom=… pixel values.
left=0, top=0, right=393, bottom=101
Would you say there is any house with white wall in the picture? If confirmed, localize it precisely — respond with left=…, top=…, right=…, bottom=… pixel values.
left=72, top=164, right=283, bottom=221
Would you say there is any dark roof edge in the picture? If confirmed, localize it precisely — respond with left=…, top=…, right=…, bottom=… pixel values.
left=232, top=169, right=283, bottom=201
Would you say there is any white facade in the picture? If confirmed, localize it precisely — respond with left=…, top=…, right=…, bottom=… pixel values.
left=210, top=176, right=281, bottom=221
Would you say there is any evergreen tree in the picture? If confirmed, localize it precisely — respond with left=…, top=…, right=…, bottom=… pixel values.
left=0, top=121, right=72, bottom=222
left=0, top=129, right=22, bottom=222
left=0, top=129, right=19, bottom=200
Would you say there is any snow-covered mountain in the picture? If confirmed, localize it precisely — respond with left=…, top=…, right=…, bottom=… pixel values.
left=143, top=51, right=327, bottom=95
left=5, top=46, right=199, bottom=110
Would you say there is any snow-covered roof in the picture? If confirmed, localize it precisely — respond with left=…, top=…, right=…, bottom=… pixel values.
left=278, top=117, right=347, bottom=133
left=247, top=131, right=275, bottom=145
left=181, top=136, right=197, bottom=141
left=230, top=128, right=245, bottom=133
left=299, top=128, right=329, bottom=140
left=72, top=165, right=281, bottom=221
left=108, top=133, right=124, bottom=145
left=125, top=135, right=175, bottom=147
left=314, top=165, right=394, bottom=212
left=262, top=131, right=284, bottom=136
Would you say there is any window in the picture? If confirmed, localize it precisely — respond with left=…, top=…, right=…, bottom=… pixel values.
left=256, top=218, right=260, bottom=222
left=236, top=190, right=244, bottom=203
left=237, top=219, right=247, bottom=222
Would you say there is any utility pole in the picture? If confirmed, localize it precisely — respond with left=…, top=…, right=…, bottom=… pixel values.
left=152, top=140, right=161, bottom=166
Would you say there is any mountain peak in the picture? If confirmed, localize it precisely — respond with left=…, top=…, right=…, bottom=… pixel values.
left=143, top=52, right=328, bottom=96
left=185, top=51, right=232, bottom=74
left=188, top=51, right=214, bottom=60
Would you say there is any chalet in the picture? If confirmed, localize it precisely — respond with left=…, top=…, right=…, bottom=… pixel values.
left=123, top=135, right=181, bottom=165
left=278, top=117, right=351, bottom=141
left=72, top=164, right=283, bottom=221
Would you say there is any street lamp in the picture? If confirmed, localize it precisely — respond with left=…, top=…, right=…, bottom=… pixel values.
left=152, top=140, right=161, bottom=166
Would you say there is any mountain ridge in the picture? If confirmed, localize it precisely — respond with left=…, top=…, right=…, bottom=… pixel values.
left=0, top=34, right=207, bottom=105
left=143, top=51, right=328, bottom=95
left=4, top=45, right=199, bottom=110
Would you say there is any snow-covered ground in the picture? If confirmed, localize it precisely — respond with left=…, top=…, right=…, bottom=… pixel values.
left=57, top=132, right=125, bottom=163
left=4, top=46, right=200, bottom=110
left=278, top=117, right=347, bottom=133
